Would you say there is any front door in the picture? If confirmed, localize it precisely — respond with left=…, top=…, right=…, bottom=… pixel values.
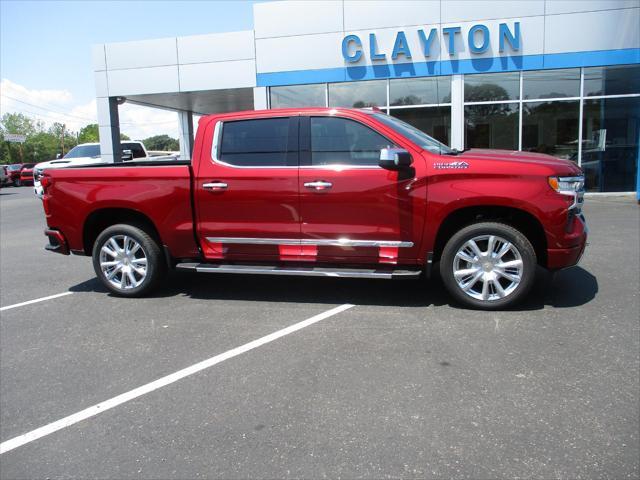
left=298, top=114, right=426, bottom=265
left=195, top=115, right=300, bottom=261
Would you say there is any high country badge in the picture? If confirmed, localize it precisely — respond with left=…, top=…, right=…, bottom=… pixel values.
left=433, top=161, right=470, bottom=170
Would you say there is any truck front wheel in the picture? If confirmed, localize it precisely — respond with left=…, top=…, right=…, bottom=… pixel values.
left=92, top=224, right=166, bottom=297
left=439, top=222, right=537, bottom=310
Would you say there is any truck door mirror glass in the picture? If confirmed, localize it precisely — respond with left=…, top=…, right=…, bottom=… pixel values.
left=121, top=149, right=133, bottom=161
left=379, top=147, right=412, bottom=170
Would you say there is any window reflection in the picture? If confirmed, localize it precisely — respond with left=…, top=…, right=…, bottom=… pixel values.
left=581, top=97, right=639, bottom=192
left=522, top=100, right=579, bottom=160
left=523, top=69, right=580, bottom=99
left=464, top=72, right=520, bottom=102
left=390, top=77, right=451, bottom=106
left=584, top=65, right=640, bottom=97
left=270, top=84, right=325, bottom=108
left=465, top=103, right=519, bottom=150
left=390, top=107, right=451, bottom=145
left=328, top=80, right=387, bottom=108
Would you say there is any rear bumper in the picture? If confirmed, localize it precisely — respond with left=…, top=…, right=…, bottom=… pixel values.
left=547, top=214, right=588, bottom=270
left=44, top=229, right=70, bottom=255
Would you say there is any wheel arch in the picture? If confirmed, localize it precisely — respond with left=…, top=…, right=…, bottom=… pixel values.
left=432, top=205, right=548, bottom=267
left=83, top=208, right=163, bottom=256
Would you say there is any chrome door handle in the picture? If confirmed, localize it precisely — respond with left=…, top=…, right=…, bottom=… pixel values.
left=304, top=181, right=333, bottom=191
left=203, top=182, right=228, bottom=191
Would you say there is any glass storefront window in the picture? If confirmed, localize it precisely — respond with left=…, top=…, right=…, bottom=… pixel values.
left=270, top=84, right=325, bottom=108
left=581, top=97, right=639, bottom=192
left=522, top=100, right=579, bottom=160
left=389, top=106, right=451, bottom=146
left=389, top=77, right=451, bottom=106
left=584, top=65, right=640, bottom=97
left=523, top=69, right=580, bottom=99
left=464, top=72, right=520, bottom=102
left=465, top=103, right=519, bottom=150
left=328, top=80, right=387, bottom=108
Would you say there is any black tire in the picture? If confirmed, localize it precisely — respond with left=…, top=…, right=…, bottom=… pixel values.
left=439, top=222, right=537, bottom=310
left=92, top=223, right=166, bottom=297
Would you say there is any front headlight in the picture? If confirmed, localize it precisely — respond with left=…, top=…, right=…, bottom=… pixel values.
left=548, top=176, right=584, bottom=195
left=34, top=168, right=44, bottom=181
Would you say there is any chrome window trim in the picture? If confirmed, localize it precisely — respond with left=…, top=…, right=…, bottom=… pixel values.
left=205, top=237, right=414, bottom=248
left=210, top=117, right=298, bottom=169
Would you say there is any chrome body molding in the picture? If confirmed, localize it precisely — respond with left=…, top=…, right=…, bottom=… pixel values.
left=205, top=237, right=414, bottom=248
left=176, top=263, right=421, bottom=279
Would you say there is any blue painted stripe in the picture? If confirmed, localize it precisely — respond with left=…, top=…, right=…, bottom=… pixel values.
left=257, top=48, right=640, bottom=87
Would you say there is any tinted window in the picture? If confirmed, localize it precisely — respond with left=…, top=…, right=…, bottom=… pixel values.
left=584, top=65, right=640, bottom=97
left=220, top=118, right=292, bottom=167
left=390, top=76, right=451, bottom=106
left=523, top=68, right=580, bottom=99
left=464, top=72, right=520, bottom=102
left=310, top=117, right=392, bottom=166
left=328, top=80, right=387, bottom=108
left=270, top=84, right=326, bottom=108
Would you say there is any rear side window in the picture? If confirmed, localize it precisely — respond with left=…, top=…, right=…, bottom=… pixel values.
left=310, top=117, right=392, bottom=166
left=219, top=118, right=295, bottom=167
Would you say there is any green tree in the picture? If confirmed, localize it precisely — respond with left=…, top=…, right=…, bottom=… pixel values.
left=142, top=134, right=179, bottom=151
left=78, top=124, right=99, bottom=143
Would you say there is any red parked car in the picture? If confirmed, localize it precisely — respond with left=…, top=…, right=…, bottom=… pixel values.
left=18, top=163, right=36, bottom=186
left=39, top=108, right=587, bottom=309
left=6, top=163, right=27, bottom=186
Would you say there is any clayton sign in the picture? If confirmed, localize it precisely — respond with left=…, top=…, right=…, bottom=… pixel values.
left=341, top=22, right=520, bottom=63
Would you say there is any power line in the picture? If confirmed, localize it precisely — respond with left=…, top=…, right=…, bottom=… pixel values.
left=1, top=94, right=96, bottom=122
left=2, top=94, right=179, bottom=126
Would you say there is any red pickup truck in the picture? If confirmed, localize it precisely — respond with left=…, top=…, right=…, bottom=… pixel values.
left=40, top=108, right=587, bottom=309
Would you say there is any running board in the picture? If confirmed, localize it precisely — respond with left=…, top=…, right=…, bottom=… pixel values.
left=175, top=263, right=422, bottom=279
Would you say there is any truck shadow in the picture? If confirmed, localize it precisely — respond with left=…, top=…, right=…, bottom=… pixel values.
left=69, top=265, right=598, bottom=310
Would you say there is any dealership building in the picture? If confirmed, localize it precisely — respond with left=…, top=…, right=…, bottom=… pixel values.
left=92, top=0, right=640, bottom=192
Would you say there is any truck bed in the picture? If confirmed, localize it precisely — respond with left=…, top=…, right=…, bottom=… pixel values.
left=44, top=163, right=199, bottom=259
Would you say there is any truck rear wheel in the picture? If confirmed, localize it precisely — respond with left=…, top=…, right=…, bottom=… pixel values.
left=439, top=222, right=536, bottom=310
left=92, top=224, right=166, bottom=297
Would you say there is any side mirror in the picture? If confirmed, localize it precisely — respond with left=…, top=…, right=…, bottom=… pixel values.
left=121, top=149, right=133, bottom=161
left=379, top=147, right=412, bottom=170
left=56, top=153, right=62, bottom=159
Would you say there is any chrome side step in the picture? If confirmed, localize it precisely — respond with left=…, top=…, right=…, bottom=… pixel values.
left=175, top=263, right=421, bottom=279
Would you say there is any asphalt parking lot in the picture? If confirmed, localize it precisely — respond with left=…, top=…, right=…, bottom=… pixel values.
left=0, top=186, right=638, bottom=479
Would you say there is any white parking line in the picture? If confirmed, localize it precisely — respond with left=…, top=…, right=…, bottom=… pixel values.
left=0, top=303, right=355, bottom=454
left=0, top=292, right=73, bottom=312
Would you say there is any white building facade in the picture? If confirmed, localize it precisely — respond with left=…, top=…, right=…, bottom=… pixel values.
left=93, top=0, right=640, bottom=192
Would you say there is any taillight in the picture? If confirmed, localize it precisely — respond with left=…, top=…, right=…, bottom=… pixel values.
left=41, top=175, right=53, bottom=189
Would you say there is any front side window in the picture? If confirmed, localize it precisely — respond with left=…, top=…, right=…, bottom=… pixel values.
left=310, top=117, right=392, bottom=166
left=219, top=118, right=292, bottom=167
left=121, top=142, right=147, bottom=159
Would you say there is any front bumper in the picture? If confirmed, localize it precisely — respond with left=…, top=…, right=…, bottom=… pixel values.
left=547, top=213, right=588, bottom=269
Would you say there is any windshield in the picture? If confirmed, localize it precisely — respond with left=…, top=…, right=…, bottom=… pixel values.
left=8, top=164, right=22, bottom=171
left=64, top=144, right=101, bottom=158
left=373, top=113, right=453, bottom=155
left=22, top=163, right=35, bottom=169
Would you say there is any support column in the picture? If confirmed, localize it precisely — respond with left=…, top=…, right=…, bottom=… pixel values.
left=253, top=86, right=268, bottom=110
left=450, top=75, right=465, bottom=151
left=96, top=97, right=122, bottom=163
left=178, top=110, right=194, bottom=160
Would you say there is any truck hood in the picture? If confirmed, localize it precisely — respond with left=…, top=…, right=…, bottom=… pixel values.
left=36, top=157, right=106, bottom=170
left=460, top=149, right=582, bottom=175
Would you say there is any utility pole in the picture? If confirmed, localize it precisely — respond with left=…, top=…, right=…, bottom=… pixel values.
left=61, top=124, right=66, bottom=156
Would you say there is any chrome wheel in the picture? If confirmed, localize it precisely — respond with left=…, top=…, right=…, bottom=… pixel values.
left=98, top=235, right=148, bottom=290
left=453, top=235, right=524, bottom=302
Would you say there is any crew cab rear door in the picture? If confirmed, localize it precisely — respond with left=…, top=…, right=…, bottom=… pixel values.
left=297, top=113, right=426, bottom=265
left=194, top=114, right=300, bottom=261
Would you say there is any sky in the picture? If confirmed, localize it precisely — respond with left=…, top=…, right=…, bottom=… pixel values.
left=0, top=0, right=264, bottom=139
